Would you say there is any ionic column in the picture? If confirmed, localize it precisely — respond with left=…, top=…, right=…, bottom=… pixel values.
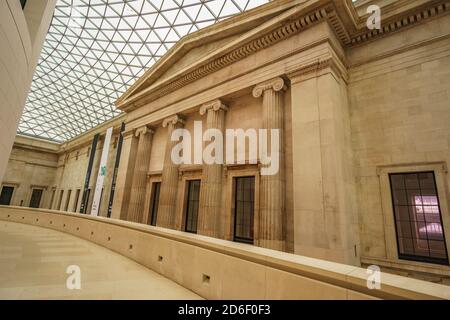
left=157, top=114, right=185, bottom=229
left=252, top=77, right=286, bottom=251
left=198, top=99, right=228, bottom=237
left=127, top=125, right=154, bottom=223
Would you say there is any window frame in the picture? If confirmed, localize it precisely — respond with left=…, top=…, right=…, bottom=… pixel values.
left=378, top=163, right=450, bottom=267
left=0, top=184, right=17, bottom=206
left=49, top=187, right=56, bottom=209
left=224, top=166, right=260, bottom=243
left=29, top=188, right=44, bottom=208
left=64, top=189, right=72, bottom=212
left=389, top=171, right=449, bottom=265
left=57, top=189, right=64, bottom=211
left=184, top=179, right=201, bottom=234
left=176, top=167, right=202, bottom=232
left=149, top=181, right=161, bottom=226
left=232, top=176, right=256, bottom=244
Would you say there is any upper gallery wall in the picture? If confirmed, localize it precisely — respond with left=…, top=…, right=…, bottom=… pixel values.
left=0, top=0, right=56, bottom=184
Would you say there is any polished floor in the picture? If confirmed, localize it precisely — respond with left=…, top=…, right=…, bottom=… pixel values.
left=0, top=221, right=201, bottom=299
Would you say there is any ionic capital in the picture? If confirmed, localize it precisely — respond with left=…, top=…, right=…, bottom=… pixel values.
left=252, top=77, right=286, bottom=98
left=134, top=125, right=155, bottom=137
left=162, top=114, right=185, bottom=128
left=199, top=99, right=228, bottom=116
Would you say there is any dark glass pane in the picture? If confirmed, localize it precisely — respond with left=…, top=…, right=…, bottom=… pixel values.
left=29, top=189, right=43, bottom=208
left=58, top=190, right=64, bottom=210
left=418, top=172, right=436, bottom=189
left=397, top=220, right=412, bottom=238
left=406, top=189, right=421, bottom=206
left=184, top=180, right=200, bottom=233
left=391, top=188, right=407, bottom=205
left=65, top=190, right=72, bottom=211
left=0, top=186, right=14, bottom=205
left=429, top=240, right=447, bottom=258
left=390, top=175, right=405, bottom=190
left=20, top=0, right=27, bottom=10
left=150, top=182, right=161, bottom=226
left=49, top=190, right=55, bottom=209
left=73, top=189, right=80, bottom=212
left=389, top=172, right=448, bottom=265
left=233, top=176, right=255, bottom=244
left=394, top=206, right=409, bottom=221
left=400, top=237, right=415, bottom=255
left=404, top=174, right=419, bottom=189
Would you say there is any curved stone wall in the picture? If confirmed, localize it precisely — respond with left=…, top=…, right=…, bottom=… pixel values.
left=1, top=205, right=449, bottom=300
left=0, top=0, right=56, bottom=182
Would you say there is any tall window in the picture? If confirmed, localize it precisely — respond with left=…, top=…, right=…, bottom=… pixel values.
left=29, top=189, right=43, bottom=208
left=73, top=189, right=81, bottom=212
left=20, top=0, right=27, bottom=10
left=185, top=180, right=200, bottom=233
left=57, top=190, right=64, bottom=211
left=0, top=186, right=14, bottom=205
left=233, top=176, right=255, bottom=244
left=149, top=182, right=161, bottom=226
left=49, top=189, right=56, bottom=209
left=81, top=188, right=91, bottom=214
left=64, top=190, right=72, bottom=211
left=389, top=172, right=448, bottom=265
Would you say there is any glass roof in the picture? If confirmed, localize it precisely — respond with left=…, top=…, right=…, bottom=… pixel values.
left=19, top=0, right=269, bottom=142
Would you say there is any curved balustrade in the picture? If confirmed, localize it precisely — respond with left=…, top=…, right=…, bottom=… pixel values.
left=1, top=205, right=449, bottom=300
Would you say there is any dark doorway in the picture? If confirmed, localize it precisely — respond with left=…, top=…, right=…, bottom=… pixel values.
left=184, top=180, right=201, bottom=233
left=29, top=189, right=43, bottom=208
left=149, top=182, right=161, bottom=226
left=49, top=189, right=56, bottom=209
left=0, top=186, right=14, bottom=205
left=64, top=190, right=72, bottom=211
left=73, top=189, right=81, bottom=212
left=233, top=176, right=255, bottom=244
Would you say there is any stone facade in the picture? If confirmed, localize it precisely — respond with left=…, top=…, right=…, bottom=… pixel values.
left=2, top=117, right=125, bottom=218
left=3, top=0, right=450, bottom=284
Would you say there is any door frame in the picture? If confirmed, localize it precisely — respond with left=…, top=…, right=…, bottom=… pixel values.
left=27, top=185, right=48, bottom=209
left=0, top=183, right=19, bottom=206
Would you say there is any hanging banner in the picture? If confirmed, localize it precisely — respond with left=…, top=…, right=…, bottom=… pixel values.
left=107, top=122, right=125, bottom=218
left=80, top=133, right=100, bottom=214
left=91, top=127, right=113, bottom=216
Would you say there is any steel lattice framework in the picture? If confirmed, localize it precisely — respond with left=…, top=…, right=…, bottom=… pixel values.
left=19, top=0, right=268, bottom=142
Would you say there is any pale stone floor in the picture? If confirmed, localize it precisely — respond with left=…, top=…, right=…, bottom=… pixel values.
left=0, top=221, right=201, bottom=300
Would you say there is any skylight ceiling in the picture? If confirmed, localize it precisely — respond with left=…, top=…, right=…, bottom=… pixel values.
left=19, top=0, right=269, bottom=142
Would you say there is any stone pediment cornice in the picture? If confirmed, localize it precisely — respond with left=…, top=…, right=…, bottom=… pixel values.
left=116, top=0, right=450, bottom=113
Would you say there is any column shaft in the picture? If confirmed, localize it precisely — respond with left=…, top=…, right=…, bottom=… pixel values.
left=198, top=100, right=227, bottom=237
left=127, top=126, right=153, bottom=223
left=157, top=115, right=184, bottom=229
left=253, top=77, right=286, bottom=251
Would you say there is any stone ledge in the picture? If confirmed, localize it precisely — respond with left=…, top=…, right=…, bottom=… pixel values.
left=1, top=205, right=450, bottom=300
